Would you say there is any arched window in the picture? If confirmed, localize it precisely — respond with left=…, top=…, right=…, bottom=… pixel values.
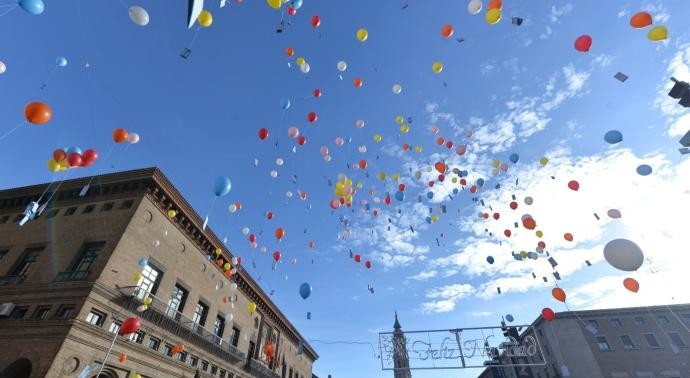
left=1, top=358, right=32, bottom=378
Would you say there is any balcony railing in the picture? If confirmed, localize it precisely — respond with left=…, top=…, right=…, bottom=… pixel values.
left=0, top=275, right=26, bottom=286
left=116, top=286, right=246, bottom=364
left=54, top=270, right=90, bottom=282
left=246, top=358, right=280, bottom=378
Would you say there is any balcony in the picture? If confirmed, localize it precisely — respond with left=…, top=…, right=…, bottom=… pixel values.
left=246, top=358, right=280, bottom=378
left=116, top=286, right=246, bottom=364
left=0, top=275, right=26, bottom=286
left=54, top=270, right=90, bottom=282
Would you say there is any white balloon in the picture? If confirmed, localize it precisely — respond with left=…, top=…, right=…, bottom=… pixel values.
left=603, top=239, right=644, bottom=272
left=270, top=170, right=278, bottom=178
left=153, top=240, right=160, bottom=247
left=392, top=84, right=402, bottom=94
left=242, top=227, right=250, bottom=235
left=300, top=62, right=310, bottom=73
left=358, top=145, right=367, bottom=153
left=228, top=204, right=237, bottom=213
left=225, top=313, right=234, bottom=322
left=127, top=132, right=140, bottom=144
left=286, top=191, right=293, bottom=198
left=276, top=158, right=284, bottom=166
left=128, top=6, right=150, bottom=26
left=231, top=257, right=238, bottom=265
left=337, top=61, right=347, bottom=72
left=323, top=155, right=331, bottom=162
left=0, top=61, right=6, bottom=74
left=467, top=0, right=482, bottom=14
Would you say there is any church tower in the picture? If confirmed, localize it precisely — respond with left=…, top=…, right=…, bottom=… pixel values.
left=392, top=312, right=412, bottom=378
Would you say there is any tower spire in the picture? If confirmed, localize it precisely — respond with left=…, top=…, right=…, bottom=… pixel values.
left=394, top=311, right=401, bottom=330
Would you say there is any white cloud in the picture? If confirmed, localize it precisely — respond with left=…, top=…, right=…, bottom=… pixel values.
left=480, top=61, right=496, bottom=76
left=467, top=311, right=493, bottom=317
left=642, top=2, right=670, bottom=23
left=407, top=270, right=438, bottom=282
left=421, top=284, right=476, bottom=314
left=655, top=44, right=690, bottom=137
left=594, top=54, right=614, bottom=68
left=548, top=3, right=573, bottom=23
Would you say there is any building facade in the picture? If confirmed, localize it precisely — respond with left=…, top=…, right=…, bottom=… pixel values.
left=478, top=304, right=690, bottom=378
left=392, top=312, right=411, bottom=378
left=0, top=168, right=317, bottom=378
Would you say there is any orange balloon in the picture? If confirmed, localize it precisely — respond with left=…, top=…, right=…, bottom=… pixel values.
left=487, top=0, right=502, bottom=10
left=285, top=47, right=295, bottom=57
left=434, top=162, right=446, bottom=173
left=53, top=149, right=66, bottom=162
left=118, top=353, right=127, bottom=363
left=552, top=287, right=566, bottom=302
left=235, top=202, right=243, bottom=210
left=24, top=101, right=52, bottom=124
left=441, top=24, right=454, bottom=38
left=275, top=227, right=285, bottom=240
left=522, top=217, right=537, bottom=230
left=563, top=233, right=574, bottom=242
left=353, top=77, right=363, bottom=88
left=113, top=128, right=128, bottom=143
left=630, top=12, right=653, bottom=29
left=623, top=278, right=639, bottom=293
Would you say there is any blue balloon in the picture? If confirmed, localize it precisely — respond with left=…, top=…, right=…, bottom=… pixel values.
left=486, top=256, right=494, bottom=264
left=205, top=255, right=211, bottom=262
left=636, top=164, right=652, bottom=176
left=426, top=191, right=434, bottom=199
left=137, top=258, right=148, bottom=267
left=506, top=314, right=514, bottom=322
left=509, top=153, right=520, bottom=163
left=280, top=98, right=291, bottom=110
left=19, top=0, right=44, bottom=15
left=425, top=216, right=432, bottom=224
left=213, top=176, right=232, bottom=197
left=290, top=0, right=303, bottom=9
left=604, top=130, right=623, bottom=144
left=476, top=178, right=485, bottom=187
left=56, top=56, right=68, bottom=67
left=395, top=191, right=405, bottom=201
left=65, top=146, right=82, bottom=155
left=452, top=188, right=459, bottom=195
left=299, top=282, right=312, bottom=299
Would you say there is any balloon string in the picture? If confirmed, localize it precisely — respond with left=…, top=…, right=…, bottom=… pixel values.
left=110, top=144, right=130, bottom=169
left=0, top=121, right=25, bottom=142
left=39, top=169, right=76, bottom=205
left=81, top=143, right=116, bottom=190
left=116, top=0, right=129, bottom=10
left=0, top=5, right=15, bottom=17
left=187, top=26, right=202, bottom=49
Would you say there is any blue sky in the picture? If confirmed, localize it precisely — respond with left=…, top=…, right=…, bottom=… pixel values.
left=2, top=0, right=690, bottom=377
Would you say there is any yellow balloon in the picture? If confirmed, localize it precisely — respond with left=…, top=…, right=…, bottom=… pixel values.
left=344, top=195, right=352, bottom=203
left=356, top=28, right=369, bottom=42
left=648, top=26, right=668, bottom=41
left=335, top=187, right=344, bottom=197
left=224, top=262, right=231, bottom=271
left=451, top=177, right=458, bottom=183
left=59, top=159, right=69, bottom=170
left=215, top=247, right=222, bottom=256
left=198, top=10, right=213, bottom=27
left=535, top=230, right=543, bottom=238
left=266, top=0, right=281, bottom=9
left=48, top=159, right=60, bottom=172
left=539, top=157, right=549, bottom=166
left=486, top=8, right=502, bottom=24
left=432, top=61, right=444, bottom=74
left=296, top=57, right=305, bottom=66
left=519, top=251, right=527, bottom=258
left=492, top=160, right=500, bottom=168
left=356, top=182, right=363, bottom=189
left=374, top=134, right=382, bottom=142
left=133, top=273, right=142, bottom=282
left=414, top=145, right=422, bottom=153
left=378, top=172, right=386, bottom=180
left=395, top=115, right=404, bottom=124
left=400, top=124, right=409, bottom=133
left=391, top=173, right=400, bottom=182
left=431, top=215, right=438, bottom=222
left=143, top=297, right=153, bottom=305
left=167, top=209, right=177, bottom=218
left=344, top=179, right=352, bottom=187
left=133, top=374, right=142, bottom=378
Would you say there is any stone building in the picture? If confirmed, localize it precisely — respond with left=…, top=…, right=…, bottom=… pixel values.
left=478, top=303, right=690, bottom=378
left=0, top=167, right=318, bottom=378
left=392, top=312, right=411, bottom=378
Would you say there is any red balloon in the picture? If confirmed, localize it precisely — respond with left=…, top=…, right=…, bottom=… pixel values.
left=441, top=24, right=454, bottom=39
left=537, top=241, right=546, bottom=249
left=273, top=251, right=282, bottom=261
left=287, top=6, right=296, bottom=16
left=630, top=12, right=652, bottom=29
left=312, top=88, right=322, bottom=98
left=310, top=15, right=321, bottom=28
left=469, top=185, right=477, bottom=193
left=297, top=135, right=307, bottom=146
left=568, top=180, right=579, bottom=191
left=493, top=213, right=500, bottom=220
left=274, top=227, right=285, bottom=240
left=436, top=137, right=445, bottom=145
left=459, top=178, right=467, bottom=186
left=249, top=234, right=256, bottom=243
left=402, top=143, right=410, bottom=151
left=434, top=161, right=446, bottom=173
left=67, top=153, right=83, bottom=167
left=523, top=218, right=537, bottom=230
left=552, top=287, right=567, bottom=302
left=504, top=229, right=511, bottom=237
left=574, top=35, right=592, bottom=52
left=354, top=254, right=361, bottom=263
left=623, top=278, right=639, bottom=293
left=113, top=128, right=128, bottom=143
left=118, top=353, right=127, bottom=363
left=445, top=141, right=453, bottom=149
left=82, top=149, right=98, bottom=166
left=119, top=317, right=141, bottom=336
left=384, top=194, right=391, bottom=205
left=509, top=201, right=518, bottom=210
left=482, top=213, right=489, bottom=219
left=237, top=256, right=242, bottom=265
left=541, top=307, right=555, bottom=321
left=307, top=112, right=318, bottom=123
left=398, top=184, right=405, bottom=191
left=266, top=212, right=274, bottom=220
left=428, top=181, right=434, bottom=187
left=438, top=174, right=445, bottom=182
left=353, top=78, right=363, bottom=88
left=372, top=210, right=379, bottom=217
left=24, top=101, right=52, bottom=124
left=308, top=241, right=315, bottom=248
left=258, top=128, right=269, bottom=140
left=564, top=233, right=574, bottom=242
left=365, top=261, right=372, bottom=269
left=358, top=160, right=367, bottom=169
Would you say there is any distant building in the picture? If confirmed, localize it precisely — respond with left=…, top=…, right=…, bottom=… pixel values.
left=392, top=312, right=412, bottom=378
left=0, top=168, right=317, bottom=378
left=477, top=303, right=690, bottom=378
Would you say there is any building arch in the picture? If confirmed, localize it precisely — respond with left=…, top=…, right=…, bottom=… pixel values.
left=0, top=358, right=33, bottom=378
left=90, top=368, right=119, bottom=378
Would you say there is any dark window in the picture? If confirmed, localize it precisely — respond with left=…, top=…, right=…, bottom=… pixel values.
left=644, top=333, right=660, bottom=348
left=129, top=330, right=145, bottom=343
left=109, top=321, right=122, bottom=334
left=176, top=351, right=187, bottom=362
left=166, top=284, right=188, bottom=318
left=148, top=337, right=161, bottom=351
left=163, top=344, right=174, bottom=357
left=9, top=246, right=45, bottom=277
left=657, top=315, right=670, bottom=325
left=13, top=214, right=23, bottom=223
left=82, top=205, right=96, bottom=214
left=64, top=207, right=77, bottom=216
left=188, top=355, right=198, bottom=367
left=587, top=320, right=599, bottom=328
left=610, top=318, right=622, bottom=327
left=0, top=247, right=8, bottom=261
left=201, top=360, right=209, bottom=371
left=634, top=316, right=646, bottom=326
left=10, top=306, right=28, bottom=319
left=220, top=370, right=226, bottom=378
left=193, top=301, right=209, bottom=328
left=211, top=365, right=218, bottom=375
left=214, top=315, right=226, bottom=338
left=596, top=336, right=611, bottom=351
left=0, top=215, right=9, bottom=224
left=682, top=313, right=690, bottom=325
left=230, top=326, right=241, bottom=347
left=32, top=306, right=51, bottom=319
left=120, top=200, right=134, bottom=209
left=85, top=309, right=106, bottom=326
left=68, top=241, right=105, bottom=275
left=46, top=209, right=59, bottom=219
left=101, top=202, right=114, bottom=212
left=668, top=332, right=686, bottom=348
left=289, top=368, right=293, bottom=378
left=620, top=335, right=636, bottom=350
left=136, top=263, right=162, bottom=298
left=57, top=305, right=75, bottom=319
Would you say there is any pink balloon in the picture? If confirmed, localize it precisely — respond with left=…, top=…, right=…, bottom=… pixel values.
left=335, top=137, right=344, bottom=146
left=355, top=119, right=365, bottom=129
left=288, top=127, right=299, bottom=139
left=320, top=146, right=329, bottom=155
left=455, top=145, right=467, bottom=155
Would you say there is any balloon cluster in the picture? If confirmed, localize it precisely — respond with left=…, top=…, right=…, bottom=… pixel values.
left=331, top=174, right=356, bottom=208
left=113, top=128, right=140, bottom=144
left=48, top=147, right=98, bottom=172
